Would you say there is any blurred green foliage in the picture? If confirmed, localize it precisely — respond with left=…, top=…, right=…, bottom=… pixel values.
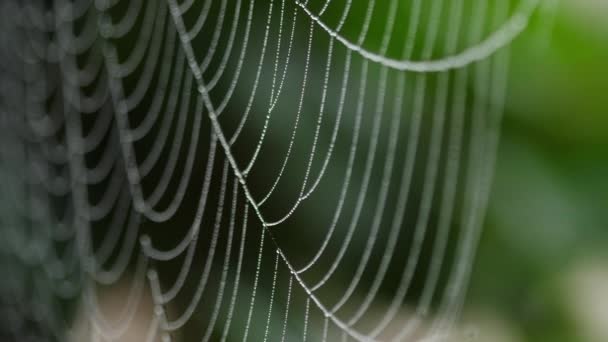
left=471, top=1, right=608, bottom=341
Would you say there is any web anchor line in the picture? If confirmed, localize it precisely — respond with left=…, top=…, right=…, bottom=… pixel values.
left=294, top=0, right=539, bottom=72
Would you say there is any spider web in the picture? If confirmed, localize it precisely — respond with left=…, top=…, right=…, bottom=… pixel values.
left=0, top=0, right=556, bottom=341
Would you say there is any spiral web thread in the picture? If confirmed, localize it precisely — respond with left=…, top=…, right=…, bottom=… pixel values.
left=0, top=0, right=555, bottom=341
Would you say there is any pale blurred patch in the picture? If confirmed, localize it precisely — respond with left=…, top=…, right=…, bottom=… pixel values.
left=69, top=277, right=171, bottom=342
left=560, top=256, right=608, bottom=342
left=564, top=0, right=608, bottom=37
left=457, top=310, right=524, bottom=342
